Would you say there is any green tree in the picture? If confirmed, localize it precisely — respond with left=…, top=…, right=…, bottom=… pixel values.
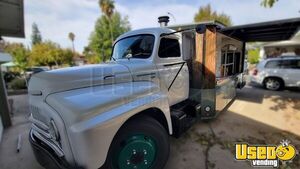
left=99, top=0, right=115, bottom=18
left=99, top=0, right=115, bottom=47
left=4, top=42, right=30, bottom=71
left=68, top=32, right=75, bottom=54
left=30, top=41, right=73, bottom=68
left=261, top=0, right=278, bottom=8
left=60, top=48, right=74, bottom=66
left=88, top=1, right=130, bottom=62
left=31, top=23, right=42, bottom=45
left=83, top=46, right=100, bottom=64
left=247, top=48, right=260, bottom=64
left=194, top=4, right=232, bottom=26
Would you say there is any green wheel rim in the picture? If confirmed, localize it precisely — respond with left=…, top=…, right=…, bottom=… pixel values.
left=115, top=134, right=157, bottom=169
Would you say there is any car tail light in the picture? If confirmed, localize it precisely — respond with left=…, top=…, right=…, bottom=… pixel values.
left=252, top=69, right=258, bottom=76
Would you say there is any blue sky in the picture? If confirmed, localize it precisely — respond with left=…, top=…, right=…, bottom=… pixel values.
left=4, top=0, right=300, bottom=53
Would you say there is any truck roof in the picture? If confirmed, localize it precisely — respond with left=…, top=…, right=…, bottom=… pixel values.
left=168, top=20, right=226, bottom=31
left=115, top=27, right=174, bottom=43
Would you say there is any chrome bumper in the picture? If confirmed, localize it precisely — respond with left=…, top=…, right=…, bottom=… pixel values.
left=29, top=130, right=83, bottom=169
left=29, top=114, right=64, bottom=157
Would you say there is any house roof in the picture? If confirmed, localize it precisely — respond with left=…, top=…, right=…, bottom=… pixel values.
left=263, top=39, right=300, bottom=47
left=220, top=17, right=300, bottom=42
left=263, top=31, right=300, bottom=47
left=168, top=18, right=300, bottom=43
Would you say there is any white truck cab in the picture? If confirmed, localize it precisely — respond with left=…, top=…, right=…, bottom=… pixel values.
left=29, top=27, right=190, bottom=169
left=28, top=17, right=300, bottom=169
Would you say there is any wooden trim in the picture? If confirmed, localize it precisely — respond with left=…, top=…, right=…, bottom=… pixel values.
left=203, top=26, right=217, bottom=89
left=192, top=26, right=217, bottom=89
left=191, top=33, right=204, bottom=89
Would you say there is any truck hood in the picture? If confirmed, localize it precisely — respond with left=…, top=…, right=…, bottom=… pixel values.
left=28, top=62, right=132, bottom=96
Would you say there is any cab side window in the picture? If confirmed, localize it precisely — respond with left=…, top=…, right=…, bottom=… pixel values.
left=158, top=38, right=181, bottom=58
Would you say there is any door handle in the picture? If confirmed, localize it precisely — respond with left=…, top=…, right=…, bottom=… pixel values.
left=104, top=75, right=115, bottom=80
left=136, top=73, right=156, bottom=78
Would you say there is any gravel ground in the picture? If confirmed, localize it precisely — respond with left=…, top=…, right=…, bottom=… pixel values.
left=1, top=84, right=300, bottom=169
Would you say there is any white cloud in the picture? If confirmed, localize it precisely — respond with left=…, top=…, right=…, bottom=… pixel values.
left=116, top=3, right=198, bottom=29
left=4, top=0, right=100, bottom=52
left=3, top=0, right=300, bottom=53
left=209, top=0, right=300, bottom=25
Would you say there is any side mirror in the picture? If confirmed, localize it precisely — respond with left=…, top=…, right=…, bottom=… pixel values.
left=125, top=53, right=132, bottom=59
left=195, top=24, right=206, bottom=34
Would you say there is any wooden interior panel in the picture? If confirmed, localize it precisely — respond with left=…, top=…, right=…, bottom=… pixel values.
left=203, top=27, right=217, bottom=89
left=191, top=33, right=204, bottom=89
left=192, top=26, right=217, bottom=89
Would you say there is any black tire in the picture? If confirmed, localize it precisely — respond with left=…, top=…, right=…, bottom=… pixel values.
left=263, top=77, right=284, bottom=91
left=101, top=115, right=170, bottom=169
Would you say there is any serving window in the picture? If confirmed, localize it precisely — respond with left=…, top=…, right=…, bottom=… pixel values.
left=220, top=44, right=242, bottom=77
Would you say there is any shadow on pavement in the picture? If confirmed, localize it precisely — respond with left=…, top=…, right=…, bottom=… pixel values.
left=166, top=109, right=300, bottom=169
left=237, top=83, right=300, bottom=112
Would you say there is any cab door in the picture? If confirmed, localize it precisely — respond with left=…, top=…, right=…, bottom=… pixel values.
left=155, top=36, right=189, bottom=106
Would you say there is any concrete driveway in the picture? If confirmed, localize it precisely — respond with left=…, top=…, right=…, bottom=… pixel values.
left=0, top=84, right=300, bottom=169
left=165, top=84, right=300, bottom=169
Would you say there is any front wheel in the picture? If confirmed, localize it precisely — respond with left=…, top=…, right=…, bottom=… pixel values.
left=101, top=116, right=170, bottom=169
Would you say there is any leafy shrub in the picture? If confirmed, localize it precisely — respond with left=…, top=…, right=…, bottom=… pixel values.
left=247, top=49, right=260, bottom=64
left=10, top=78, right=27, bottom=90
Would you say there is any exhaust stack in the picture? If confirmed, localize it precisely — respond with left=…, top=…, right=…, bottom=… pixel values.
left=158, top=16, right=170, bottom=27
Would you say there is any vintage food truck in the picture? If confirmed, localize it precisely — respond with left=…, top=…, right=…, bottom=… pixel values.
left=28, top=17, right=300, bottom=169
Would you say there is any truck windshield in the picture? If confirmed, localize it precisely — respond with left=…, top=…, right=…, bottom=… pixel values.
left=112, top=35, right=155, bottom=59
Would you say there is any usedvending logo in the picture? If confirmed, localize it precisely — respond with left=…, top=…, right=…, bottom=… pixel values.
left=235, top=140, right=297, bottom=167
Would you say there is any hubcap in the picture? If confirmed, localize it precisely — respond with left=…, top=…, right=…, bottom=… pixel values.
left=266, top=79, right=280, bottom=90
left=116, top=134, right=156, bottom=169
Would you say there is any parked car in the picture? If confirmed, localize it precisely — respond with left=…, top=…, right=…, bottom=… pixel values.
left=3, top=71, right=20, bottom=83
left=25, top=67, right=49, bottom=80
left=251, top=56, right=300, bottom=90
left=3, top=71, right=21, bottom=89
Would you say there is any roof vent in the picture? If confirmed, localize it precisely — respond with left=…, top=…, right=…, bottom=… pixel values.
left=158, top=16, right=170, bottom=27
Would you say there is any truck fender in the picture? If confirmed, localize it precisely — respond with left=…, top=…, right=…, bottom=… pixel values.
left=46, top=81, right=172, bottom=169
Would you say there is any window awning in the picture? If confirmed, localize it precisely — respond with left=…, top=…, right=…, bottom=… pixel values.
left=220, top=18, right=300, bottom=42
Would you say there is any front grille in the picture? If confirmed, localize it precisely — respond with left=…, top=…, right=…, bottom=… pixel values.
left=29, top=114, right=64, bottom=157
left=31, top=129, right=65, bottom=157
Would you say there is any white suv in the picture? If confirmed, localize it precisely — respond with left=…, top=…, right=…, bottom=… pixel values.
left=251, top=56, right=300, bottom=90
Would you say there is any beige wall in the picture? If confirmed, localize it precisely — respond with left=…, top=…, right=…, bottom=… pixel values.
left=264, top=46, right=300, bottom=58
